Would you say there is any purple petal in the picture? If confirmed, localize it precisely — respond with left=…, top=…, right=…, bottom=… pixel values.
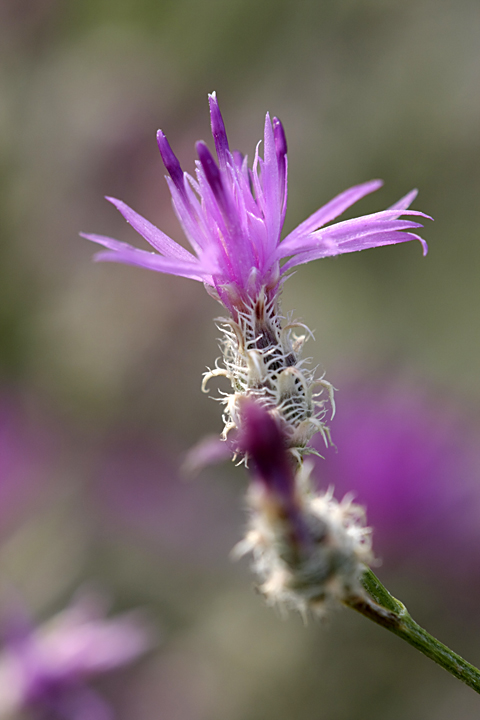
left=281, top=179, right=384, bottom=249
left=273, top=116, right=287, bottom=218
left=94, top=252, right=213, bottom=283
left=278, top=207, right=430, bottom=258
left=196, top=143, right=257, bottom=285
left=167, top=176, right=208, bottom=256
left=183, top=434, right=236, bottom=475
left=232, top=150, right=244, bottom=169
left=208, top=92, right=230, bottom=170
left=273, top=117, right=287, bottom=162
left=105, top=197, right=196, bottom=262
left=389, top=188, right=418, bottom=211
left=250, top=144, right=265, bottom=235
left=261, top=113, right=282, bottom=254
left=156, top=130, right=185, bottom=196
left=196, top=141, right=229, bottom=215
left=284, top=218, right=424, bottom=255
left=282, top=230, right=427, bottom=271
left=82, top=234, right=213, bottom=282
left=66, top=613, right=154, bottom=673
left=80, top=232, right=142, bottom=253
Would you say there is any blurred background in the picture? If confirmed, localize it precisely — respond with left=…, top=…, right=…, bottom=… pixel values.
left=1, top=0, right=480, bottom=717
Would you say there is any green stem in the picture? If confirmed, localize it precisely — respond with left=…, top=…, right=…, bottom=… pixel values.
left=343, top=567, right=480, bottom=694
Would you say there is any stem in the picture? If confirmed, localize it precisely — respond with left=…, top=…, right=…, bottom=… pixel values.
left=343, top=567, right=480, bottom=694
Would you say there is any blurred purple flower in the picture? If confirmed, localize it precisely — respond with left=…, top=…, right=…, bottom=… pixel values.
left=316, top=383, right=480, bottom=579
left=82, top=93, right=429, bottom=319
left=0, top=593, right=154, bottom=720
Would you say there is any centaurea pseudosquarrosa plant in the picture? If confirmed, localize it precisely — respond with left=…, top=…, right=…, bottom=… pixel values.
left=83, top=95, right=480, bottom=694
left=82, top=92, right=429, bottom=455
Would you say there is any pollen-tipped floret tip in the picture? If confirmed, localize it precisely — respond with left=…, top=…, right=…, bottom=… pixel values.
left=208, top=91, right=221, bottom=118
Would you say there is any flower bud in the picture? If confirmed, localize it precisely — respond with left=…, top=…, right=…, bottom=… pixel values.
left=236, top=401, right=373, bottom=617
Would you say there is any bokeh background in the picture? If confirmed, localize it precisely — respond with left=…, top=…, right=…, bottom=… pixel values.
left=1, top=0, right=480, bottom=717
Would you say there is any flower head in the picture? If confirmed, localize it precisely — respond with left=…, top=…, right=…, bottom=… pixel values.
left=82, top=93, right=430, bottom=454
left=82, top=92, right=428, bottom=319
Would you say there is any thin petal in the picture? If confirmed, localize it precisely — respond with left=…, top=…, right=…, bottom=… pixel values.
left=208, top=91, right=230, bottom=170
left=281, top=179, right=384, bottom=249
left=273, top=117, right=287, bottom=221
left=389, top=188, right=418, bottom=211
left=278, top=208, right=431, bottom=258
left=83, top=233, right=212, bottom=282
left=261, top=112, right=281, bottom=252
left=282, top=230, right=427, bottom=272
left=80, top=232, right=141, bottom=253
left=251, top=141, right=264, bottom=217
left=94, top=251, right=213, bottom=282
left=156, top=130, right=185, bottom=196
left=167, top=175, right=208, bottom=255
left=285, top=218, right=424, bottom=255
left=196, top=142, right=228, bottom=214
left=105, top=197, right=197, bottom=262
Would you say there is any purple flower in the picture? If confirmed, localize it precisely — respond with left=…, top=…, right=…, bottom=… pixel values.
left=82, top=94, right=431, bottom=453
left=0, top=593, right=154, bottom=720
left=315, top=383, right=480, bottom=582
left=82, top=93, right=429, bottom=319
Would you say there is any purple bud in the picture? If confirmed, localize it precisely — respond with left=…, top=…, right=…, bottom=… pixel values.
left=240, top=400, right=312, bottom=558
left=240, top=400, right=295, bottom=504
left=156, top=130, right=185, bottom=196
left=208, top=92, right=230, bottom=169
